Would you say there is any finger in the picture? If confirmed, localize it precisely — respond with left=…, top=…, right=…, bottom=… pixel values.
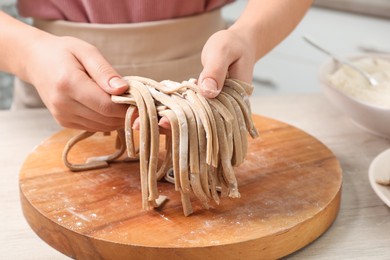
left=63, top=116, right=123, bottom=132
left=60, top=122, right=98, bottom=132
left=198, top=61, right=230, bottom=98
left=74, top=43, right=128, bottom=95
left=52, top=98, right=124, bottom=131
left=74, top=115, right=123, bottom=132
left=70, top=72, right=128, bottom=119
left=70, top=99, right=125, bottom=128
left=158, top=116, right=171, bottom=130
left=198, top=46, right=235, bottom=99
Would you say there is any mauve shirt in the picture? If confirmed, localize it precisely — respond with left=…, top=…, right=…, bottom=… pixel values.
left=17, top=0, right=233, bottom=23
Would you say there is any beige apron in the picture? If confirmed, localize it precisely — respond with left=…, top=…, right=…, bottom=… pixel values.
left=12, top=9, right=225, bottom=109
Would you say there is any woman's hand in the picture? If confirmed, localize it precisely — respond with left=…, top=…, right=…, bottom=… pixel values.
left=24, top=34, right=129, bottom=132
left=198, top=29, right=256, bottom=98
left=0, top=11, right=129, bottom=132
left=198, top=0, right=313, bottom=98
left=153, top=29, right=257, bottom=130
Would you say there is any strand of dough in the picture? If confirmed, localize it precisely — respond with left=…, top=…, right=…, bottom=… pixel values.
left=63, top=130, right=127, bottom=171
left=129, top=86, right=151, bottom=209
left=124, top=106, right=137, bottom=158
left=148, top=87, right=191, bottom=194
left=196, top=92, right=220, bottom=168
left=189, top=98, right=211, bottom=199
left=219, top=92, right=249, bottom=161
left=63, top=77, right=259, bottom=216
left=216, top=93, right=244, bottom=166
left=223, top=82, right=259, bottom=138
left=158, top=110, right=181, bottom=191
left=129, top=80, right=160, bottom=206
left=158, top=109, right=193, bottom=216
left=173, top=94, right=210, bottom=209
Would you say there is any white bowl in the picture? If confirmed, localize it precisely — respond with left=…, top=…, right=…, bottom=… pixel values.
left=369, top=148, right=390, bottom=207
left=318, top=53, right=390, bottom=139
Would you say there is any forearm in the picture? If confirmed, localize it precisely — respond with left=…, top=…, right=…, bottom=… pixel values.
left=229, top=0, right=312, bottom=60
left=0, top=11, right=47, bottom=78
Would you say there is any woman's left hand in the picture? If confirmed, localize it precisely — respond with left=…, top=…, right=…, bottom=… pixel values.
left=198, top=29, right=256, bottom=98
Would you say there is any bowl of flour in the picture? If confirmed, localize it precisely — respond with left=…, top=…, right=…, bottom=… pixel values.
left=319, top=53, right=390, bottom=139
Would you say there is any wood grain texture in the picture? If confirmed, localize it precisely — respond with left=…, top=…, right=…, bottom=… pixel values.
left=19, top=114, right=342, bottom=259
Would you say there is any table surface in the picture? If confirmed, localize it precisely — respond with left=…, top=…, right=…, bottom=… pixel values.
left=1, top=93, right=389, bottom=259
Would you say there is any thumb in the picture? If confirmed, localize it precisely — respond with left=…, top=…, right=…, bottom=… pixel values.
left=75, top=45, right=128, bottom=95
left=198, top=52, right=230, bottom=99
left=198, top=65, right=229, bottom=99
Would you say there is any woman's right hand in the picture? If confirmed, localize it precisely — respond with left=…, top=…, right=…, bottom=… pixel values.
left=22, top=34, right=129, bottom=132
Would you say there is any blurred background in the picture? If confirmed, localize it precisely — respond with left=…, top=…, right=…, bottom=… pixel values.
left=1, top=0, right=389, bottom=109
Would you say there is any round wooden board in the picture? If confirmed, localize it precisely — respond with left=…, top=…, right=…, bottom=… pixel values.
left=19, top=115, right=342, bottom=259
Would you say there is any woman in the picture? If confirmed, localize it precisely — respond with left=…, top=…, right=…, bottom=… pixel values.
left=0, top=0, right=312, bottom=131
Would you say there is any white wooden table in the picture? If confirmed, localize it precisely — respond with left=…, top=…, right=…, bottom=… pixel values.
left=1, top=93, right=389, bottom=259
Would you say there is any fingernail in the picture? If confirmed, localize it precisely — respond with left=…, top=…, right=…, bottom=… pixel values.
left=109, top=76, right=127, bottom=89
left=201, top=78, right=219, bottom=97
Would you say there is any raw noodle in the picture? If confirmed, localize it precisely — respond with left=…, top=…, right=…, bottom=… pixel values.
left=62, top=77, right=259, bottom=216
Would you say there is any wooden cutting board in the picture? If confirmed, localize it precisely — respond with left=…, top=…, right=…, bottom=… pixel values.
left=19, top=114, right=342, bottom=259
